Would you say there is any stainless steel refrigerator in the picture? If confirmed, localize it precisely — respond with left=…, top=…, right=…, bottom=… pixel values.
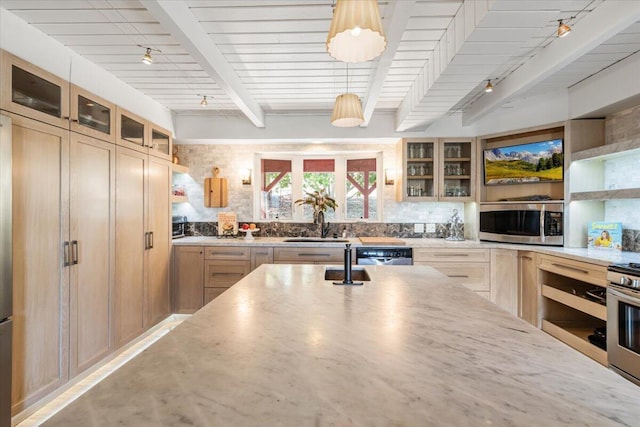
left=0, top=114, right=12, bottom=427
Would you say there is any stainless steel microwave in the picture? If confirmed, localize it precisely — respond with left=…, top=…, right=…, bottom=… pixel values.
left=479, top=202, right=564, bottom=246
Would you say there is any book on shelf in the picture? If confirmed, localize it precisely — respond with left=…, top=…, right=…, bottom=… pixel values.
left=587, top=222, right=622, bottom=251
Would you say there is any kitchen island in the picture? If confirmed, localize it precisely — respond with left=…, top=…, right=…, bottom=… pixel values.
left=44, top=264, right=640, bottom=426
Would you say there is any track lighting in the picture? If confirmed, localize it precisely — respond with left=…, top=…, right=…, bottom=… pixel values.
left=484, top=80, right=493, bottom=93
left=138, top=45, right=160, bottom=65
left=200, top=95, right=208, bottom=107
left=557, top=19, right=572, bottom=38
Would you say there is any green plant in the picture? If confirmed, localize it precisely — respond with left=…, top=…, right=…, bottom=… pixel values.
left=294, top=188, right=337, bottom=220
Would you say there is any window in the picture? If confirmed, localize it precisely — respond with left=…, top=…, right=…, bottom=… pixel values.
left=256, top=152, right=382, bottom=221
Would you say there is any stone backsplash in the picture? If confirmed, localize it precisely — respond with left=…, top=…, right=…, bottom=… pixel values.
left=186, top=221, right=453, bottom=239
left=623, top=229, right=640, bottom=253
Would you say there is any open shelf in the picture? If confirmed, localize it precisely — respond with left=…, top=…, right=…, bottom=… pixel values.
left=570, top=188, right=640, bottom=201
left=541, top=320, right=607, bottom=366
left=541, top=284, right=606, bottom=321
left=172, top=163, right=189, bottom=174
left=172, top=195, right=188, bottom=203
left=571, top=139, right=640, bottom=162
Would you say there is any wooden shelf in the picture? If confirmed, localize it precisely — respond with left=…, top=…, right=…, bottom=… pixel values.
left=572, top=139, right=640, bottom=162
left=172, top=195, right=188, bottom=203
left=541, top=284, right=606, bottom=321
left=407, top=157, right=433, bottom=162
left=172, top=163, right=189, bottom=174
left=542, top=320, right=607, bottom=366
left=407, top=175, right=434, bottom=180
left=570, top=188, right=640, bottom=201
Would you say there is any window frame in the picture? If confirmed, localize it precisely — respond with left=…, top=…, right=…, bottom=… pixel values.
left=254, top=151, right=383, bottom=222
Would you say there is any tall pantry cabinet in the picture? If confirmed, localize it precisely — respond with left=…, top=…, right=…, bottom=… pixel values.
left=0, top=49, right=171, bottom=415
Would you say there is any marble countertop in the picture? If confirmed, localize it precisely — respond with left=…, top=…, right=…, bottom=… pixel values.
left=173, top=236, right=640, bottom=266
left=45, top=264, right=640, bottom=426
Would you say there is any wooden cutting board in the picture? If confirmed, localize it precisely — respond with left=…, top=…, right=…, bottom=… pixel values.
left=359, top=237, right=406, bottom=246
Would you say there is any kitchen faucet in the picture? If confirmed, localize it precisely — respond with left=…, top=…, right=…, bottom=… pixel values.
left=321, top=221, right=330, bottom=238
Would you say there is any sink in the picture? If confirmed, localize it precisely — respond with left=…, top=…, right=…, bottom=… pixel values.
left=283, top=238, right=350, bottom=243
left=324, top=267, right=371, bottom=282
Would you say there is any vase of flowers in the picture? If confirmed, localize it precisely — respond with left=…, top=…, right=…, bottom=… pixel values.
left=294, top=188, right=337, bottom=224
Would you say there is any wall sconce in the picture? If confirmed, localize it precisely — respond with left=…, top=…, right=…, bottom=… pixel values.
left=242, top=169, right=252, bottom=185
left=385, top=169, right=395, bottom=186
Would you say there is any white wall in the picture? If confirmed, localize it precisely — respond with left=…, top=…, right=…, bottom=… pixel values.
left=0, top=7, right=174, bottom=133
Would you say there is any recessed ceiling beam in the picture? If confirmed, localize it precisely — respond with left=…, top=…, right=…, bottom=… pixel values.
left=141, top=0, right=265, bottom=127
left=462, top=0, right=640, bottom=126
left=361, top=0, right=416, bottom=127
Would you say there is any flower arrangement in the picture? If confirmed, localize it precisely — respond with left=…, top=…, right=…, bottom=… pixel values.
left=294, top=188, right=337, bottom=223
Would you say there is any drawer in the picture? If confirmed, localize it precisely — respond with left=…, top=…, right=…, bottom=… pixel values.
left=413, top=248, right=489, bottom=263
left=273, top=247, right=344, bottom=263
left=538, top=254, right=607, bottom=287
left=416, top=262, right=490, bottom=292
left=205, top=260, right=251, bottom=287
left=204, top=287, right=228, bottom=305
left=204, top=246, right=251, bottom=260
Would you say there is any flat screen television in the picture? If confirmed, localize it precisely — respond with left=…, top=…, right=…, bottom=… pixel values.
left=483, top=138, right=564, bottom=185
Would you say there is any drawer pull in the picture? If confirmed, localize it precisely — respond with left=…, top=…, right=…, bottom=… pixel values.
left=521, top=256, right=533, bottom=260
left=448, top=274, right=469, bottom=278
left=434, top=253, right=468, bottom=257
left=551, top=263, right=589, bottom=275
left=299, top=253, right=330, bottom=257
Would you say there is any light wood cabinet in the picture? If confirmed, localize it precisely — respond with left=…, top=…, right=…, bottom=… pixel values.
left=396, top=138, right=475, bottom=202
left=273, top=247, right=344, bottom=264
left=173, top=246, right=204, bottom=314
left=490, top=249, right=518, bottom=316
left=1, top=50, right=70, bottom=129
left=10, top=114, right=69, bottom=414
left=539, top=254, right=607, bottom=365
left=204, top=247, right=251, bottom=304
left=148, top=123, right=172, bottom=161
left=251, top=247, right=274, bottom=270
left=70, top=85, right=116, bottom=143
left=519, top=251, right=539, bottom=326
left=115, top=107, right=147, bottom=155
left=68, top=133, right=115, bottom=377
left=413, top=248, right=490, bottom=300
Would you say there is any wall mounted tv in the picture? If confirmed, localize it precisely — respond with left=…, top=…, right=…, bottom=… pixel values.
left=483, top=139, right=564, bottom=185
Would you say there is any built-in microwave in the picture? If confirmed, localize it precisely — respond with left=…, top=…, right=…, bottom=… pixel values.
left=479, top=202, right=563, bottom=246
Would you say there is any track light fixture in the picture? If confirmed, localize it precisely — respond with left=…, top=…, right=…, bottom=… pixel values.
left=137, top=45, right=161, bottom=65
left=556, top=16, right=575, bottom=37
left=484, top=80, right=493, bottom=93
left=200, top=95, right=208, bottom=107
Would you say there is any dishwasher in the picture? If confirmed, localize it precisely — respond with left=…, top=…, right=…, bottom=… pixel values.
left=355, top=247, right=413, bottom=265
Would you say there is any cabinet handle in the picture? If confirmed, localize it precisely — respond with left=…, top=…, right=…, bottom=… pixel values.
left=521, top=256, right=533, bottom=260
left=299, top=253, right=330, bottom=257
left=144, top=232, right=150, bottom=250
left=551, top=263, right=589, bottom=275
left=71, top=240, right=79, bottom=265
left=63, top=241, right=70, bottom=267
left=448, top=274, right=469, bottom=278
left=434, top=253, right=468, bottom=257
left=149, top=231, right=154, bottom=249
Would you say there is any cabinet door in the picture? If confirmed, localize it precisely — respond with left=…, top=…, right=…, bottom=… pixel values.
left=205, top=260, right=251, bottom=287
left=396, top=138, right=437, bottom=202
left=147, top=123, right=172, bottom=161
left=490, top=249, right=519, bottom=316
left=1, top=51, right=70, bottom=129
left=251, top=247, right=273, bottom=270
left=115, top=107, right=147, bottom=155
left=70, top=85, right=116, bottom=143
left=68, top=133, right=115, bottom=376
left=173, top=246, right=204, bottom=313
left=519, top=251, right=539, bottom=326
left=147, top=157, right=172, bottom=326
left=10, top=114, right=69, bottom=413
left=438, top=138, right=475, bottom=201
left=114, top=146, right=147, bottom=347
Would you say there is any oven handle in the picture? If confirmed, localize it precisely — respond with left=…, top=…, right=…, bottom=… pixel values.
left=539, top=204, right=545, bottom=243
left=608, top=285, right=640, bottom=302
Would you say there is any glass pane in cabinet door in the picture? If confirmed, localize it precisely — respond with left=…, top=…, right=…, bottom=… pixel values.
left=78, top=95, right=110, bottom=134
left=121, top=115, right=145, bottom=146
left=12, top=65, right=61, bottom=117
left=151, top=130, right=170, bottom=155
left=443, top=179, right=470, bottom=197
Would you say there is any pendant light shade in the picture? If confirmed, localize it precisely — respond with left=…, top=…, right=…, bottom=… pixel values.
left=331, top=93, right=364, bottom=127
left=326, top=0, right=387, bottom=63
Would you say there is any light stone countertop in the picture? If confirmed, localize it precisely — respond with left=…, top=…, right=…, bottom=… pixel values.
left=44, top=264, right=640, bottom=426
left=173, top=235, right=640, bottom=266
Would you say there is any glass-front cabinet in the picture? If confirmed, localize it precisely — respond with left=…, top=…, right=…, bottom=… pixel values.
left=116, top=107, right=147, bottom=153
left=397, top=138, right=475, bottom=202
left=148, top=124, right=172, bottom=161
left=0, top=49, right=70, bottom=128
left=70, top=85, right=116, bottom=142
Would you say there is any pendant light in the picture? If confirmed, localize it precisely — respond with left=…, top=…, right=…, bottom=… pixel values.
left=138, top=45, right=161, bottom=65
left=331, top=64, right=364, bottom=127
left=557, top=19, right=572, bottom=38
left=326, top=0, right=387, bottom=63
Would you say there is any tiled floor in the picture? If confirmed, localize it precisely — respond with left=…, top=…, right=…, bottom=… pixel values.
left=13, top=315, right=188, bottom=427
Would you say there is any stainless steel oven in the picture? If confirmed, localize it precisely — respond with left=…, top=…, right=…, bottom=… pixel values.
left=607, top=263, right=640, bottom=385
left=479, top=202, right=563, bottom=246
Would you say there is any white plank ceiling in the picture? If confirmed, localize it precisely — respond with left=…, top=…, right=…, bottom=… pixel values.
left=3, top=0, right=640, bottom=130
